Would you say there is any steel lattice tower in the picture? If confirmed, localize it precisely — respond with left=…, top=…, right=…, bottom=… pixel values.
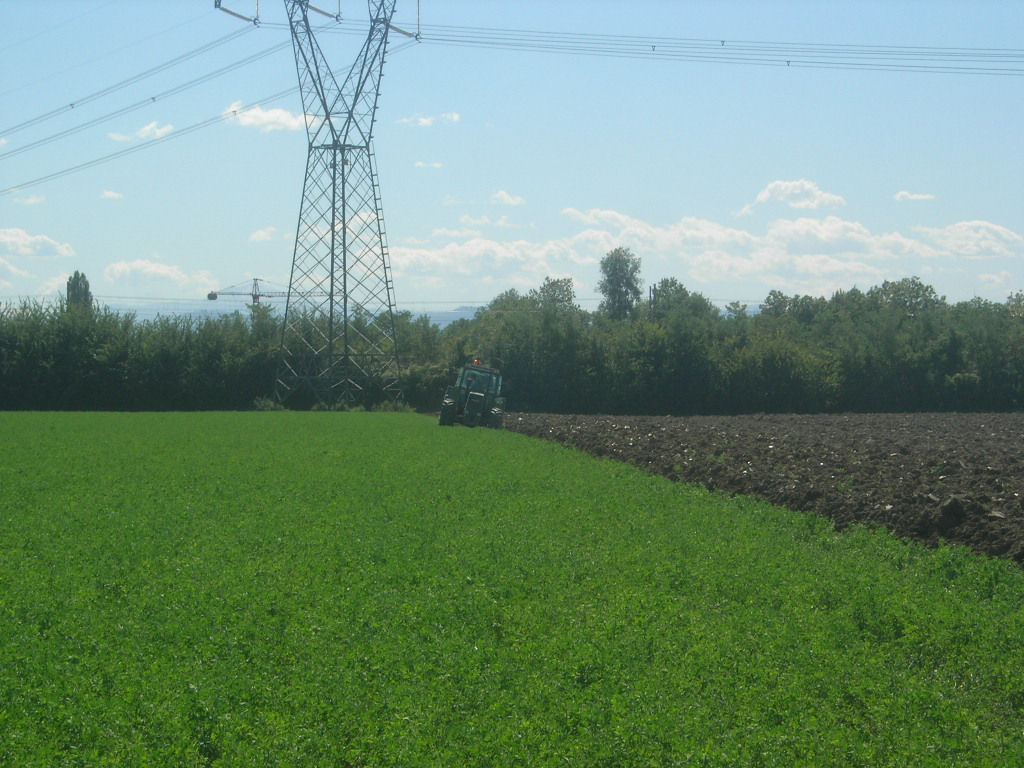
left=275, top=0, right=401, bottom=408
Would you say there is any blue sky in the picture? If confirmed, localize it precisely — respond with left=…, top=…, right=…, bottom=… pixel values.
left=2, top=0, right=1022, bottom=318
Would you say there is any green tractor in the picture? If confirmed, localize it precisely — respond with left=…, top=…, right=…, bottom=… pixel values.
left=439, top=361, right=505, bottom=428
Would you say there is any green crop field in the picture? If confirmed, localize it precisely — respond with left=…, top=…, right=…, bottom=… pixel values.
left=2, top=412, right=1024, bottom=766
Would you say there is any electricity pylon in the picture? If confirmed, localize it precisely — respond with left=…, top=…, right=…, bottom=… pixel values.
left=275, top=0, right=402, bottom=408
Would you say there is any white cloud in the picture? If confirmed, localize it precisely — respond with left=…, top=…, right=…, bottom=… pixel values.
left=392, top=237, right=584, bottom=283
left=562, top=208, right=759, bottom=259
left=103, top=259, right=217, bottom=295
left=393, top=177, right=1024, bottom=304
left=0, top=257, right=31, bottom=281
left=764, top=216, right=935, bottom=260
left=415, top=160, right=442, bottom=168
left=397, top=112, right=460, bottom=127
left=13, top=194, right=45, bottom=206
left=108, top=121, right=174, bottom=142
left=249, top=226, right=279, bottom=242
left=0, top=137, right=7, bottom=147
left=399, top=115, right=435, bottom=127
left=138, top=123, right=173, bottom=139
left=492, top=190, right=525, bottom=206
left=0, top=228, right=75, bottom=258
left=100, top=190, right=124, bottom=199
left=223, top=101, right=307, bottom=132
left=743, top=179, right=846, bottom=212
left=914, top=220, right=1024, bottom=259
left=38, top=273, right=69, bottom=296
left=978, top=270, right=1013, bottom=288
left=895, top=190, right=935, bottom=201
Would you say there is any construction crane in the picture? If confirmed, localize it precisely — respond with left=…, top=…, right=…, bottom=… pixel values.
left=207, top=278, right=289, bottom=304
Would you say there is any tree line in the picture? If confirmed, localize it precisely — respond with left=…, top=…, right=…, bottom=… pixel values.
left=406, top=248, right=1024, bottom=415
left=2, top=257, right=1023, bottom=412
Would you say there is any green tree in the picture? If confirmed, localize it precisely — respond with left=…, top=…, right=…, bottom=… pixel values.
left=65, top=270, right=93, bottom=312
left=868, top=276, right=946, bottom=315
left=392, top=310, right=443, bottom=366
left=601, top=319, right=672, bottom=413
left=759, top=290, right=790, bottom=318
left=529, top=276, right=579, bottom=313
left=467, top=279, right=591, bottom=412
left=597, top=247, right=642, bottom=321
left=1007, top=290, right=1024, bottom=318
left=648, top=278, right=717, bottom=323
left=725, top=300, right=748, bottom=320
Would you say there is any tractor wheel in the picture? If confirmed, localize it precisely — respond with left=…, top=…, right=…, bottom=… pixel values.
left=439, top=403, right=456, bottom=426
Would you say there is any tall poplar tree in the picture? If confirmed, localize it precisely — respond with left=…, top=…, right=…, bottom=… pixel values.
left=597, top=247, right=642, bottom=321
left=66, top=270, right=93, bottom=311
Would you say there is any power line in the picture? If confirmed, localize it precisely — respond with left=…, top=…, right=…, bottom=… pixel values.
left=5, top=19, right=1017, bottom=151
left=0, top=40, right=293, bottom=162
left=262, top=18, right=1024, bottom=75
left=0, top=0, right=120, bottom=55
left=400, top=24, right=1024, bottom=76
left=0, top=88, right=298, bottom=196
left=0, top=16, right=403, bottom=194
left=0, top=9, right=220, bottom=100
left=0, top=26, right=256, bottom=139
left=3, top=16, right=1019, bottom=158
left=3, top=16, right=1020, bottom=195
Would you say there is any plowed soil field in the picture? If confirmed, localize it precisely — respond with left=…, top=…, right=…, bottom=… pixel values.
left=507, top=412, right=1024, bottom=564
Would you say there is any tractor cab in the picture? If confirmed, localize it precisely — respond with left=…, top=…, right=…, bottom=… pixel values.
left=457, top=366, right=500, bottom=397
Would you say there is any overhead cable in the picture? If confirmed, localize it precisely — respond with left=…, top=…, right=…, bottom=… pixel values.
left=0, top=26, right=255, bottom=138
left=0, top=88, right=298, bottom=196
left=408, top=24, right=1024, bottom=75
left=308, top=20, right=1024, bottom=76
left=0, top=40, right=293, bottom=162
left=0, top=9, right=221, bottom=100
left=0, top=0, right=121, bottom=55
